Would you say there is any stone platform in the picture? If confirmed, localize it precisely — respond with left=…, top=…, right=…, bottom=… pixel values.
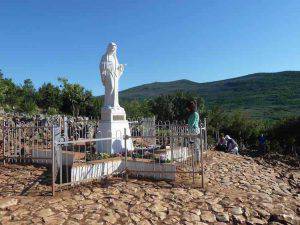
left=96, top=106, right=133, bottom=154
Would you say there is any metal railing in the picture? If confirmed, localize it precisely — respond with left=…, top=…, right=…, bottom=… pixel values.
left=124, top=119, right=207, bottom=187
left=1, top=118, right=208, bottom=196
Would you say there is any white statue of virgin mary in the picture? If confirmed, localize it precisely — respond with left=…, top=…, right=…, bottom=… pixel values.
left=97, top=42, right=134, bottom=154
left=100, top=42, right=125, bottom=108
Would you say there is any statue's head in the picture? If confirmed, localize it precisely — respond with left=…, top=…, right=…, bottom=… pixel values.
left=106, top=42, right=117, bottom=54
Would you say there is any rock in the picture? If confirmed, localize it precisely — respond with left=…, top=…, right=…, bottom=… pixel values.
left=81, top=199, right=94, bottom=205
left=11, top=208, right=29, bottom=217
left=244, top=208, right=259, bottom=218
left=81, top=188, right=91, bottom=197
left=219, top=197, right=232, bottom=208
left=272, top=213, right=296, bottom=224
left=169, top=210, right=181, bottom=217
left=260, top=202, right=274, bottom=211
left=43, top=217, right=64, bottom=224
left=74, top=195, right=85, bottom=201
left=157, top=211, right=167, bottom=220
left=103, top=213, right=118, bottom=224
left=36, top=208, right=54, bottom=218
left=148, top=203, right=167, bottom=213
left=182, top=212, right=200, bottom=222
left=71, top=214, right=84, bottom=221
left=190, top=208, right=202, bottom=216
left=130, top=213, right=141, bottom=223
left=129, top=204, right=144, bottom=213
left=211, top=204, right=224, bottom=213
left=65, top=221, right=80, bottom=225
left=216, top=212, right=229, bottom=222
left=47, top=197, right=62, bottom=204
left=231, top=206, right=243, bottom=215
left=201, top=211, right=216, bottom=223
left=139, top=219, right=152, bottom=225
left=247, top=217, right=266, bottom=225
left=189, top=189, right=204, bottom=198
left=232, top=215, right=246, bottom=224
left=85, top=219, right=102, bottom=225
left=256, top=208, right=270, bottom=219
left=0, top=198, right=18, bottom=209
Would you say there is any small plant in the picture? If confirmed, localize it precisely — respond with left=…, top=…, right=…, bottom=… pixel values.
left=86, top=152, right=112, bottom=161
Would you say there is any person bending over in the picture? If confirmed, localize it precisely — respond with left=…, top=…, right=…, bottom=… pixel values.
left=225, top=135, right=239, bottom=155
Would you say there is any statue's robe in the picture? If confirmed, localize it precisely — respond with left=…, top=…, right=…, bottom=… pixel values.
left=100, top=52, right=123, bottom=108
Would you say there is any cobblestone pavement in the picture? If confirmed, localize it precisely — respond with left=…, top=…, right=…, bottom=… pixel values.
left=0, top=151, right=299, bottom=224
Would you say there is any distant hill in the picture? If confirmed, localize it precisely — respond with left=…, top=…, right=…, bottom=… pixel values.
left=120, top=71, right=300, bottom=120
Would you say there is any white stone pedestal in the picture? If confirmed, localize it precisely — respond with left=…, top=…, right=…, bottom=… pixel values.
left=96, top=106, right=133, bottom=154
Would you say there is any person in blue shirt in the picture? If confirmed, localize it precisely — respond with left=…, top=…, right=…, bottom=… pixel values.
left=187, top=101, right=200, bottom=162
left=258, top=134, right=266, bottom=153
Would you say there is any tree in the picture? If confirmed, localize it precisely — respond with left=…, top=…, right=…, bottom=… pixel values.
left=0, top=70, right=21, bottom=110
left=3, top=78, right=20, bottom=109
left=0, top=70, right=5, bottom=105
left=18, top=79, right=38, bottom=114
left=149, top=92, right=205, bottom=122
left=85, top=97, right=103, bottom=119
left=37, top=83, right=62, bottom=113
left=59, top=77, right=91, bottom=117
left=219, top=111, right=263, bottom=148
left=266, top=116, right=300, bottom=155
left=207, top=106, right=229, bottom=133
left=78, top=90, right=93, bottom=117
left=150, top=95, right=175, bottom=121
left=123, top=99, right=153, bottom=120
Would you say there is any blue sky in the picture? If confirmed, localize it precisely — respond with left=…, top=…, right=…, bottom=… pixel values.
left=1, top=0, right=300, bottom=95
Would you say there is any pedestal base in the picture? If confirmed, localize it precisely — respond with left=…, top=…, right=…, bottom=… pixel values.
left=96, top=107, right=133, bottom=154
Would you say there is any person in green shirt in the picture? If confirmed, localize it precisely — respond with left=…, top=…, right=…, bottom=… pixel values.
left=187, top=101, right=200, bottom=162
left=188, top=104, right=200, bottom=133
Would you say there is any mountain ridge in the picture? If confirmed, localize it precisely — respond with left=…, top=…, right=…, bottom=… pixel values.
left=119, top=71, right=300, bottom=120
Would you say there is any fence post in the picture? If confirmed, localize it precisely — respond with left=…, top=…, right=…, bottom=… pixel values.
left=192, top=141, right=195, bottom=184
left=51, top=125, right=56, bottom=196
left=2, top=122, right=6, bottom=165
left=201, top=124, right=205, bottom=189
left=204, top=118, right=208, bottom=152
left=124, top=128, right=128, bottom=182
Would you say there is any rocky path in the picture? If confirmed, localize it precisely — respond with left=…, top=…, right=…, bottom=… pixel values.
left=0, top=151, right=299, bottom=225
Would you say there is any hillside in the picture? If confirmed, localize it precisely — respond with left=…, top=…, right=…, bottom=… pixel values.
left=120, top=71, right=300, bottom=120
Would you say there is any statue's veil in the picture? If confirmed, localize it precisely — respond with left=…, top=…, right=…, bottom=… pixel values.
left=105, top=42, right=119, bottom=73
